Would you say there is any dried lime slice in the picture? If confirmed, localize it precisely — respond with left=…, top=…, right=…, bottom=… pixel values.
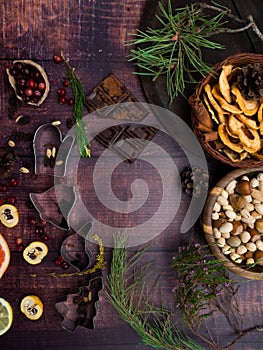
left=0, top=297, right=13, bottom=336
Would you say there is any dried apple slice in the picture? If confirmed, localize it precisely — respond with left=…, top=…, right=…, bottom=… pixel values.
left=218, top=123, right=244, bottom=153
left=231, top=85, right=259, bottom=116
left=212, top=85, right=242, bottom=114
left=6, top=60, right=50, bottom=106
left=219, top=64, right=233, bottom=103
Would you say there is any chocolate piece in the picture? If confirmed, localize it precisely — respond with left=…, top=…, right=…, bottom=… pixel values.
left=85, top=74, right=158, bottom=162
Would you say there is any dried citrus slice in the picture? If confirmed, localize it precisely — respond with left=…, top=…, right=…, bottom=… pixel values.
left=20, top=295, right=43, bottom=320
left=23, top=241, right=48, bottom=265
left=0, top=297, right=13, bottom=335
left=0, top=234, right=10, bottom=279
left=0, top=204, right=19, bottom=228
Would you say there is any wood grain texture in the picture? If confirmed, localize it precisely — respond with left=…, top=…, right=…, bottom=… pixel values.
left=0, top=0, right=263, bottom=349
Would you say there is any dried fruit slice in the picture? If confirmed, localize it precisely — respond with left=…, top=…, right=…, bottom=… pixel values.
left=203, top=84, right=226, bottom=115
left=0, top=204, right=19, bottom=228
left=218, top=123, right=244, bottom=153
left=23, top=241, right=48, bottom=265
left=212, top=85, right=242, bottom=114
left=231, top=85, right=259, bottom=116
left=20, top=295, right=43, bottom=320
left=219, top=64, right=233, bottom=103
left=0, top=297, right=13, bottom=335
left=0, top=234, right=10, bottom=280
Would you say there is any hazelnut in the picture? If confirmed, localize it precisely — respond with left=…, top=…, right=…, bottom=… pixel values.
left=255, top=219, right=263, bottom=234
left=236, top=180, right=252, bottom=196
left=229, top=194, right=246, bottom=211
left=254, top=250, right=263, bottom=266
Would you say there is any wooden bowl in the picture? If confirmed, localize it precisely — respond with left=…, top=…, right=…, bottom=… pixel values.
left=203, top=167, right=263, bottom=280
left=189, top=53, right=263, bottom=168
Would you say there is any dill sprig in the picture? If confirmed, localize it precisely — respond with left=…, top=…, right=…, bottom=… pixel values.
left=61, top=53, right=91, bottom=158
left=107, top=234, right=204, bottom=350
left=128, top=1, right=263, bottom=103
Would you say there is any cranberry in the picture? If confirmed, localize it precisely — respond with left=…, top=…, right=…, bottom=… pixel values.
left=35, top=226, right=44, bottom=235
left=9, top=179, right=19, bottom=187
left=17, top=244, right=24, bottom=252
left=55, top=258, right=61, bottom=266
left=17, top=89, right=25, bottom=97
left=28, top=217, right=37, bottom=225
left=58, top=96, right=67, bottom=104
left=14, top=62, right=23, bottom=71
left=27, top=79, right=36, bottom=88
left=38, top=219, right=46, bottom=225
left=33, top=89, right=42, bottom=98
left=25, top=88, right=33, bottom=97
left=9, top=67, right=18, bottom=76
left=15, top=237, right=23, bottom=245
left=22, top=67, right=30, bottom=76
left=23, top=95, right=31, bottom=102
left=0, top=184, right=7, bottom=192
left=31, top=70, right=41, bottom=80
left=0, top=198, right=5, bottom=205
left=63, top=79, right=70, bottom=87
left=42, top=234, right=49, bottom=241
left=7, top=196, right=17, bottom=205
left=67, top=98, right=75, bottom=106
left=53, top=54, right=63, bottom=64
left=38, top=82, right=46, bottom=91
left=61, top=261, right=70, bottom=270
left=57, top=88, right=66, bottom=96
left=17, top=78, right=26, bottom=87
left=55, top=255, right=64, bottom=266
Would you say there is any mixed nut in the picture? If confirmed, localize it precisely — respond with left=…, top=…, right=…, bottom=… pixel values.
left=212, top=172, right=263, bottom=266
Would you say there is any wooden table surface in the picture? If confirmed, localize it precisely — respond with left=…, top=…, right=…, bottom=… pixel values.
left=0, top=1, right=263, bottom=349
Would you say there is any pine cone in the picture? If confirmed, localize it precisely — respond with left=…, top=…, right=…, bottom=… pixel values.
left=181, top=167, right=209, bottom=197
left=236, top=63, right=263, bottom=100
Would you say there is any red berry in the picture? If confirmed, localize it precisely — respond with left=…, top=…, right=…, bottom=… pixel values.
left=17, top=244, right=24, bottom=252
left=17, top=78, right=26, bottom=87
left=0, top=198, right=5, bottom=205
left=53, top=54, right=63, bottom=63
left=57, top=88, right=66, bottom=96
left=27, top=79, right=36, bottom=88
left=15, top=237, right=23, bottom=245
left=9, top=179, right=19, bottom=187
left=61, top=261, right=70, bottom=270
left=0, top=184, right=7, bottom=192
left=67, top=98, right=75, bottom=106
left=39, top=219, right=46, bottom=225
left=7, top=196, right=17, bottom=205
left=33, top=89, right=42, bottom=98
left=28, top=217, right=37, bottom=225
left=25, top=88, right=33, bottom=97
left=38, top=82, right=46, bottom=91
left=55, top=258, right=61, bottom=266
left=42, top=234, right=49, bottom=241
left=58, top=96, right=67, bottom=104
left=35, top=226, right=44, bottom=235
left=63, top=79, right=70, bottom=87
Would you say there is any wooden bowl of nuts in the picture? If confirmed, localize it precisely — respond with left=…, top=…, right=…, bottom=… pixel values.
left=189, top=53, right=263, bottom=167
left=203, top=167, right=263, bottom=280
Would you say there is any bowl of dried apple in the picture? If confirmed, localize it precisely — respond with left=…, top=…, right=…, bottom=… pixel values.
left=189, top=53, right=263, bottom=167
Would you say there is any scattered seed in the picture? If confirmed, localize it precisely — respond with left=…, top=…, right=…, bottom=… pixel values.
left=88, top=291, right=92, bottom=301
left=20, top=166, right=30, bottom=174
left=55, top=160, right=63, bottom=166
left=51, top=146, right=56, bottom=158
left=51, top=120, right=61, bottom=126
left=8, top=140, right=16, bottom=148
left=46, top=148, right=52, bottom=158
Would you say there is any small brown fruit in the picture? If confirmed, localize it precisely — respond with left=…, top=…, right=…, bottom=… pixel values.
left=236, top=180, right=252, bottom=196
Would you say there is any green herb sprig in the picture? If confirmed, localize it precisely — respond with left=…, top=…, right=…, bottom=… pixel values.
left=128, top=1, right=263, bottom=104
left=61, top=53, right=91, bottom=158
left=107, top=234, right=204, bottom=350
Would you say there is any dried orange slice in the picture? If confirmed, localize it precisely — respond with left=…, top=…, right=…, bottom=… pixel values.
left=0, top=234, right=10, bottom=279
